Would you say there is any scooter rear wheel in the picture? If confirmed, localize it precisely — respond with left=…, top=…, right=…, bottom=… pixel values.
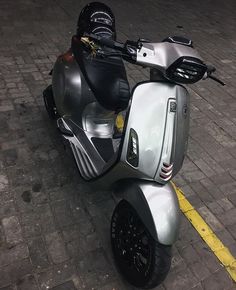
left=43, top=85, right=57, bottom=119
left=111, top=200, right=171, bottom=289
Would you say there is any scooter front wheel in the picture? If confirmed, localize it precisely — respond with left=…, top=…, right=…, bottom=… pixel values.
left=111, top=200, right=171, bottom=289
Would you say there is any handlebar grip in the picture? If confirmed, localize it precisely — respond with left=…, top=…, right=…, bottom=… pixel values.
left=98, top=37, right=116, bottom=48
left=207, top=65, right=216, bottom=73
left=83, top=33, right=124, bottom=50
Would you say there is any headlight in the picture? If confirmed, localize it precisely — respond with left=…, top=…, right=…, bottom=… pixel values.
left=165, top=56, right=207, bottom=84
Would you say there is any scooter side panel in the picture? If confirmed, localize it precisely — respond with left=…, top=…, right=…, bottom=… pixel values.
left=52, top=52, right=95, bottom=126
left=172, top=85, right=190, bottom=176
left=122, top=180, right=180, bottom=245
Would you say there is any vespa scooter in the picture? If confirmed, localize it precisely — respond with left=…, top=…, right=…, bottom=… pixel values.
left=43, top=3, right=224, bottom=288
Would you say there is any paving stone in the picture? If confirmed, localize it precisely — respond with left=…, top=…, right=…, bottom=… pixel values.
left=210, top=172, right=235, bottom=186
left=31, top=191, right=49, bottom=205
left=220, top=181, right=236, bottom=196
left=2, top=216, right=23, bottom=245
left=182, top=157, right=199, bottom=172
left=200, top=178, right=225, bottom=200
left=206, top=201, right=224, bottom=215
left=0, top=201, right=16, bottom=219
left=61, top=225, right=82, bottom=243
left=179, top=184, right=195, bottom=197
left=98, top=281, right=133, bottom=290
left=198, top=152, right=225, bottom=175
left=170, top=247, right=187, bottom=272
left=16, top=274, right=39, bottom=290
left=2, top=149, right=18, bottom=167
left=51, top=200, right=75, bottom=228
left=0, top=243, right=29, bottom=267
left=229, top=169, right=236, bottom=180
left=0, top=286, right=15, bottom=290
left=66, top=231, right=101, bottom=260
left=189, top=261, right=211, bottom=281
left=28, top=238, right=50, bottom=270
left=0, top=259, right=33, bottom=288
left=194, top=158, right=216, bottom=177
left=182, top=170, right=206, bottom=183
left=0, top=225, right=4, bottom=247
left=90, top=214, right=111, bottom=258
left=0, top=174, right=9, bottom=191
left=63, top=220, right=94, bottom=240
left=227, top=192, right=236, bottom=207
left=179, top=245, right=201, bottom=265
left=48, top=186, right=74, bottom=201
left=35, top=204, right=56, bottom=234
left=187, top=194, right=205, bottom=210
left=20, top=211, right=41, bottom=239
left=227, top=242, right=236, bottom=258
left=219, top=158, right=236, bottom=171
left=51, top=281, right=76, bottom=290
left=163, top=268, right=198, bottom=290
left=190, top=284, right=204, bottom=290
left=217, top=208, right=236, bottom=227
left=189, top=181, right=214, bottom=203
left=201, top=269, right=233, bottom=290
left=217, top=198, right=234, bottom=211
left=173, top=173, right=187, bottom=187
left=192, top=241, right=221, bottom=273
left=14, top=186, right=35, bottom=213
left=198, top=206, right=224, bottom=231
left=45, top=232, right=69, bottom=264
left=175, top=216, right=201, bottom=250
left=37, top=262, right=76, bottom=290
left=227, top=223, right=236, bottom=240
left=76, top=249, right=117, bottom=289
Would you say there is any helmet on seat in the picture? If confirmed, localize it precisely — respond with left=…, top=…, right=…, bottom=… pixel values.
left=77, top=2, right=116, bottom=39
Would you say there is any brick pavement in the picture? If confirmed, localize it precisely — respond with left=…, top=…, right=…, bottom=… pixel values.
left=0, top=0, right=236, bottom=289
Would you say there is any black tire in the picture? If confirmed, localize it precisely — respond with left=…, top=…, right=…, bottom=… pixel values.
left=111, top=200, right=172, bottom=289
left=43, top=85, right=57, bottom=119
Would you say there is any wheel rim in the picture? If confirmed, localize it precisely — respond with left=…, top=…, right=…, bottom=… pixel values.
left=111, top=202, right=153, bottom=281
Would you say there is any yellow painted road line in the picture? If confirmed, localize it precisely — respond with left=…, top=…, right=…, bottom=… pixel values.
left=172, top=182, right=236, bottom=282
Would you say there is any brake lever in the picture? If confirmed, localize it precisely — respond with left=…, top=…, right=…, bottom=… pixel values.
left=209, top=75, right=225, bottom=86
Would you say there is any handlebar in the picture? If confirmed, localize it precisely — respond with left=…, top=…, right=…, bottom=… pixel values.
left=82, top=33, right=139, bottom=62
left=81, top=33, right=225, bottom=86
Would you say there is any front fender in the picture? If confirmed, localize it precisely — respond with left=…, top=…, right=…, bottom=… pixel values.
left=121, top=180, right=180, bottom=245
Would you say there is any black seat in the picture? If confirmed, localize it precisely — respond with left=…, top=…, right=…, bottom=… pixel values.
left=71, top=36, right=130, bottom=111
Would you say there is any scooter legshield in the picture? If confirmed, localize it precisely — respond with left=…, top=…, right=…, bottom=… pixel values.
left=121, top=81, right=190, bottom=184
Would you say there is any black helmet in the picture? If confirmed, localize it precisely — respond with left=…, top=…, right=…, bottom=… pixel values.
left=77, top=2, right=116, bottom=39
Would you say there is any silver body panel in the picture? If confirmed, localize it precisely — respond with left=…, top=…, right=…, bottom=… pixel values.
left=122, top=181, right=180, bottom=245
left=57, top=118, right=106, bottom=180
left=137, top=42, right=202, bottom=72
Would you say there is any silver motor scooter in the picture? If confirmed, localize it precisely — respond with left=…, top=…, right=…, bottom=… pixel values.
left=43, top=4, right=224, bottom=289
